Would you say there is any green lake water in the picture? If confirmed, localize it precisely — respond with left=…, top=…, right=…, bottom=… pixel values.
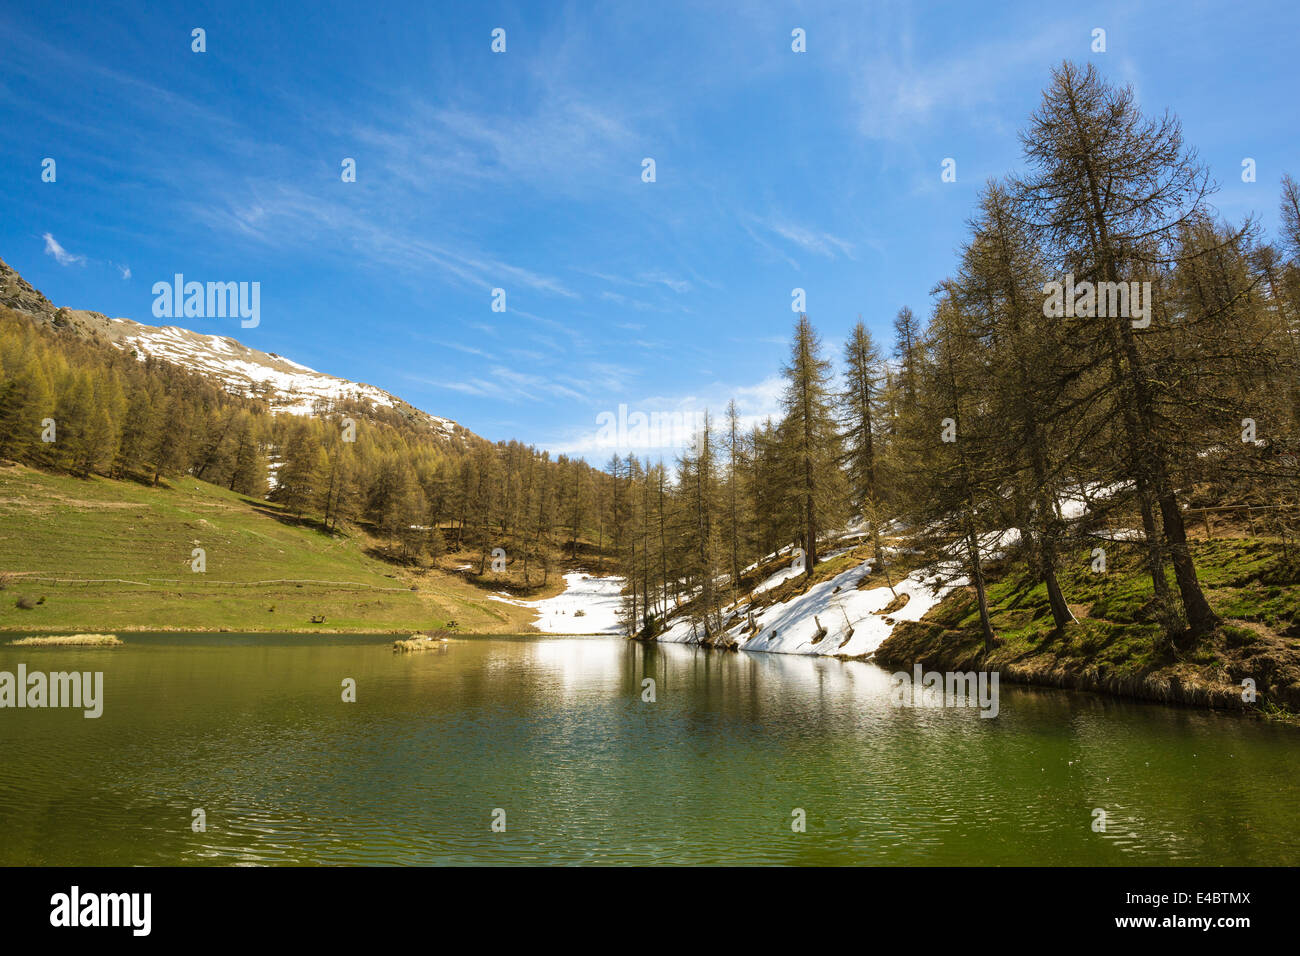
left=0, top=633, right=1296, bottom=865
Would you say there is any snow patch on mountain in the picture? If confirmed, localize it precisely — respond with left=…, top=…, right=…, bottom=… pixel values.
left=105, top=317, right=460, bottom=437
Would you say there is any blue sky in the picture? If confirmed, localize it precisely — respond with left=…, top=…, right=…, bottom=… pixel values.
left=3, top=0, right=1297, bottom=462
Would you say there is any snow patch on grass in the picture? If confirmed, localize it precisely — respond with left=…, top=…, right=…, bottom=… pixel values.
left=491, top=572, right=624, bottom=635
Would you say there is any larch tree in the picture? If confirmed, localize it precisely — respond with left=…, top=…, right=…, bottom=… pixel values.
left=780, top=315, right=843, bottom=576
left=1015, top=59, right=1218, bottom=634
left=957, top=181, right=1078, bottom=629
left=839, top=318, right=890, bottom=579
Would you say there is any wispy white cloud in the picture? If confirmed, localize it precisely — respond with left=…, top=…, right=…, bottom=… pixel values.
left=432, top=339, right=491, bottom=358
left=739, top=218, right=800, bottom=270
left=350, top=95, right=638, bottom=197
left=581, top=268, right=693, bottom=292
left=410, top=363, right=591, bottom=405
left=846, top=14, right=1070, bottom=143
left=189, top=185, right=579, bottom=299
left=641, top=272, right=692, bottom=293
left=413, top=377, right=498, bottom=398
left=758, top=218, right=855, bottom=260
left=41, top=232, right=85, bottom=266
left=576, top=270, right=705, bottom=316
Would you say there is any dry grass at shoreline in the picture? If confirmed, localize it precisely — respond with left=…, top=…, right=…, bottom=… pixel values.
left=393, top=634, right=450, bottom=652
left=8, top=633, right=123, bottom=646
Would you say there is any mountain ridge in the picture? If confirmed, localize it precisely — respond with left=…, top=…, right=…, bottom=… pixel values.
left=0, top=254, right=472, bottom=443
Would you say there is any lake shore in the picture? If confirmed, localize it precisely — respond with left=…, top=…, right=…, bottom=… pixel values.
left=7, top=559, right=1295, bottom=725
left=872, top=611, right=1300, bottom=717
left=611, top=542, right=1300, bottom=720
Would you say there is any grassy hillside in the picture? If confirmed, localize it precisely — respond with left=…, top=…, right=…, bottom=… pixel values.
left=874, top=536, right=1300, bottom=714
left=0, top=463, right=563, bottom=633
